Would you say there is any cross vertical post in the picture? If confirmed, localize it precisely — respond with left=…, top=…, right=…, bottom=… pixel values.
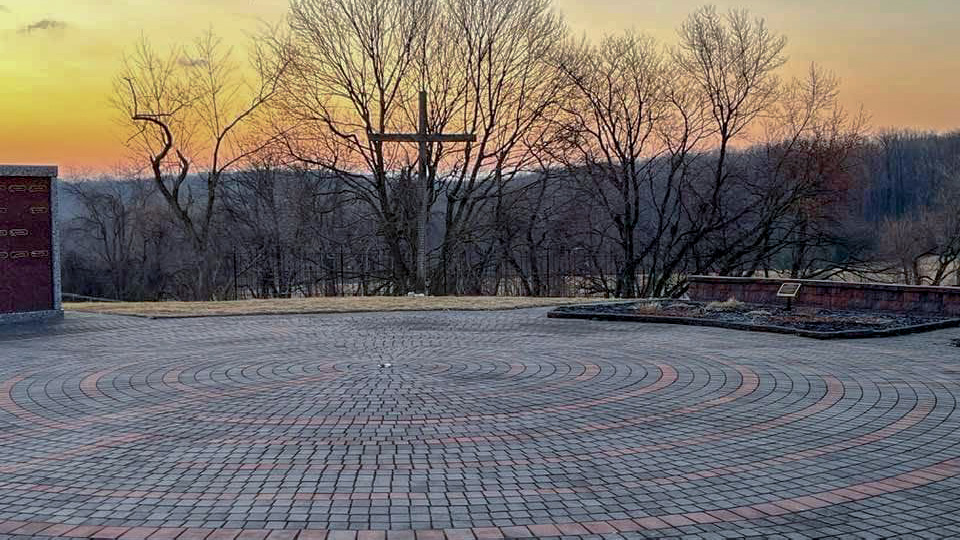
left=417, top=91, right=429, bottom=294
left=367, top=90, right=476, bottom=294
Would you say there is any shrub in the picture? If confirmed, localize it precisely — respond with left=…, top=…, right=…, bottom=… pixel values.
left=706, top=297, right=745, bottom=311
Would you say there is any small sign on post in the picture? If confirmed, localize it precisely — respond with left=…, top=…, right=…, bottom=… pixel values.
left=777, top=282, right=801, bottom=311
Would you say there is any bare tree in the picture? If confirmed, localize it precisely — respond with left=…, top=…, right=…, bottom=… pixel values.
left=675, top=6, right=787, bottom=184
left=428, top=0, right=566, bottom=293
left=880, top=174, right=960, bottom=286
left=718, top=64, right=868, bottom=279
left=775, top=70, right=868, bottom=278
left=114, top=30, right=288, bottom=299
left=548, top=9, right=868, bottom=297
left=550, top=32, right=677, bottom=297
left=65, top=180, right=143, bottom=299
left=877, top=217, right=936, bottom=285
left=277, top=0, right=565, bottom=294
left=62, top=175, right=184, bottom=301
left=278, top=0, right=433, bottom=293
left=665, top=7, right=787, bottom=271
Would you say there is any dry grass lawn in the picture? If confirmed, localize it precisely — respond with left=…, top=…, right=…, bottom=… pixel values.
left=65, top=296, right=612, bottom=319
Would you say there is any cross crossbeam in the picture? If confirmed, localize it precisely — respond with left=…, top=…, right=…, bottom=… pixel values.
left=367, top=90, right=476, bottom=146
left=368, top=133, right=477, bottom=143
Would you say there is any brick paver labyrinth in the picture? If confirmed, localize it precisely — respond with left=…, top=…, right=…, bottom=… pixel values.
left=0, top=309, right=958, bottom=539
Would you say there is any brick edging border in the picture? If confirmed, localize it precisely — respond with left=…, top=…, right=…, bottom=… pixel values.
left=547, top=309, right=960, bottom=340
left=689, top=274, right=960, bottom=293
left=0, top=309, right=64, bottom=325
left=65, top=301, right=617, bottom=320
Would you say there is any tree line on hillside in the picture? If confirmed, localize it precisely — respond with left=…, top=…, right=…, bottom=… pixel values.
left=62, top=0, right=960, bottom=300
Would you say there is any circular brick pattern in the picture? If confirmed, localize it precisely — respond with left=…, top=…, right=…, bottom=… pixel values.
left=0, top=309, right=958, bottom=539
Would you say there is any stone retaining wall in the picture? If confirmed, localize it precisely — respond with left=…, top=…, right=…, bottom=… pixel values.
left=688, top=276, right=960, bottom=316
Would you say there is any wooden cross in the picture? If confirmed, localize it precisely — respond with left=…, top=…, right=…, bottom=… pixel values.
left=368, top=90, right=476, bottom=294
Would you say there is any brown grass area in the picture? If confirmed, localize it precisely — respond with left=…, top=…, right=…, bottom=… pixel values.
left=65, top=296, right=610, bottom=319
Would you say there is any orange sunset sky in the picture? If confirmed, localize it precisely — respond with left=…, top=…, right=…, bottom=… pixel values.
left=1, top=0, right=958, bottom=176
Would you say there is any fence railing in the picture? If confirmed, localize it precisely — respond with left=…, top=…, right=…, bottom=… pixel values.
left=227, top=248, right=627, bottom=299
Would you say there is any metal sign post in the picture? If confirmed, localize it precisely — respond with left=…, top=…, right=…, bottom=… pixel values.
left=777, top=282, right=802, bottom=311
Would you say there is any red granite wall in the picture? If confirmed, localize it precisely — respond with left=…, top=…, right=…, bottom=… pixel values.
left=687, top=276, right=960, bottom=316
left=0, top=176, right=54, bottom=314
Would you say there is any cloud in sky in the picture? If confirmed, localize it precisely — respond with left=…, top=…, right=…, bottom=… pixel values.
left=19, top=19, right=68, bottom=34
left=178, top=57, right=208, bottom=68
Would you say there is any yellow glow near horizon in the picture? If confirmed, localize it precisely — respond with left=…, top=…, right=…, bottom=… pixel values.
left=1, top=0, right=958, bottom=176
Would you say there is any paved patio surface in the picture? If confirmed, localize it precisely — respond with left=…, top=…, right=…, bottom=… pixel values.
left=0, top=308, right=958, bottom=539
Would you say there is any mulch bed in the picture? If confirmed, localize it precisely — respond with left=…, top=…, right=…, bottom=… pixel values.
left=549, top=300, right=960, bottom=339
